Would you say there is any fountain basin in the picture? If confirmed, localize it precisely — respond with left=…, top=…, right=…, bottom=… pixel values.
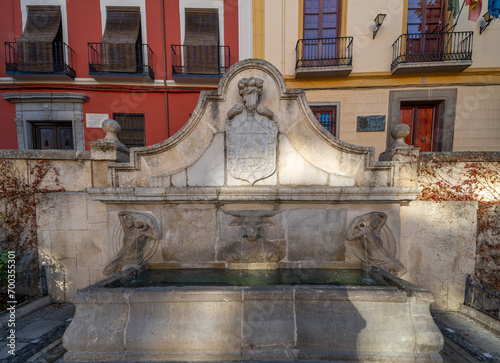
left=63, top=265, right=443, bottom=362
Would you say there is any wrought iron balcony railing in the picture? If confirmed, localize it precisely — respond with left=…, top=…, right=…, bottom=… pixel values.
left=5, top=41, right=76, bottom=78
left=464, top=274, right=499, bottom=320
left=88, top=42, right=154, bottom=80
left=295, top=37, right=353, bottom=69
left=171, top=45, right=230, bottom=76
left=391, top=31, right=473, bottom=71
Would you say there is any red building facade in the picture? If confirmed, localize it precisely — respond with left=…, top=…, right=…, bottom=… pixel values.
left=0, top=0, right=242, bottom=150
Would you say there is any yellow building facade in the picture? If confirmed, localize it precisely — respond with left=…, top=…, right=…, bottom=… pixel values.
left=251, top=0, right=500, bottom=157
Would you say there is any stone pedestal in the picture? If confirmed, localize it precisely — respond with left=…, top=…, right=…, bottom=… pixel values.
left=89, top=119, right=129, bottom=162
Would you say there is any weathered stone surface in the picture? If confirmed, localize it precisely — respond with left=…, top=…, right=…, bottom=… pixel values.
left=63, top=290, right=128, bottom=355
left=126, top=300, right=242, bottom=355
left=287, top=209, right=347, bottom=261
left=64, top=271, right=443, bottom=362
left=400, top=201, right=477, bottom=311
left=242, top=289, right=295, bottom=354
left=278, top=135, right=330, bottom=185
left=187, top=133, right=225, bottom=186
left=161, top=206, right=217, bottom=262
left=241, top=294, right=295, bottom=359
left=37, top=193, right=89, bottom=231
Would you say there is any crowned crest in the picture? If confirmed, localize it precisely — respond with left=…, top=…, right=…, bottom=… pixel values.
left=225, top=77, right=278, bottom=185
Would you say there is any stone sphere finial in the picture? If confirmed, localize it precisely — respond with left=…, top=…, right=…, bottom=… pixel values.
left=102, top=119, right=122, bottom=143
left=391, top=123, right=411, bottom=148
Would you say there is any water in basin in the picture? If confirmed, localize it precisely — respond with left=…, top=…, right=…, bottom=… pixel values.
left=108, top=268, right=388, bottom=288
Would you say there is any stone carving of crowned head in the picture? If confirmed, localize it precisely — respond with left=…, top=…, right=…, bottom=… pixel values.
left=238, top=77, right=264, bottom=111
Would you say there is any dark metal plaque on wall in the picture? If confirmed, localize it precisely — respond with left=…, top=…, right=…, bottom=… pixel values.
left=357, top=115, right=386, bottom=132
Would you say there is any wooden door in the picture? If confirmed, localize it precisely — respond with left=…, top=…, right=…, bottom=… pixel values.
left=400, top=103, right=441, bottom=152
left=32, top=123, right=73, bottom=150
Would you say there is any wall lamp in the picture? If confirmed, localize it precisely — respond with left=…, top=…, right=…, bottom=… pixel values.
left=373, top=13, right=386, bottom=39
left=480, top=12, right=493, bottom=34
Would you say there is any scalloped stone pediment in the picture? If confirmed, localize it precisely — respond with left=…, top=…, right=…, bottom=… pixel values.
left=104, top=59, right=397, bottom=191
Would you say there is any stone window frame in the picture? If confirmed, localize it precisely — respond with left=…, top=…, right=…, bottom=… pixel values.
left=179, top=0, right=225, bottom=46
left=309, top=102, right=340, bottom=137
left=2, top=92, right=89, bottom=151
left=21, top=0, right=69, bottom=45
left=387, top=89, right=457, bottom=151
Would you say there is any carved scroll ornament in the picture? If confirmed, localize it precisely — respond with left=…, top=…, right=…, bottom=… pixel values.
left=103, top=211, right=161, bottom=276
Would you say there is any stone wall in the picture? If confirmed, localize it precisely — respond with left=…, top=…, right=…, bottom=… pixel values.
left=0, top=150, right=112, bottom=299
left=400, top=201, right=477, bottom=311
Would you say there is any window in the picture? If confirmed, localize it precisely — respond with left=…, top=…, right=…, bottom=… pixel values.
left=407, top=0, right=445, bottom=34
left=406, top=0, right=446, bottom=58
left=310, top=104, right=337, bottom=136
left=113, top=113, right=145, bottom=148
left=31, top=122, right=73, bottom=150
left=303, top=0, right=340, bottom=63
left=184, top=9, right=220, bottom=74
left=100, top=7, right=142, bottom=73
left=400, top=103, right=441, bottom=152
left=17, top=6, right=62, bottom=72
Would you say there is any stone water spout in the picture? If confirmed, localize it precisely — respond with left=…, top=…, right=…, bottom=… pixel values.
left=222, top=211, right=284, bottom=265
left=346, top=212, right=407, bottom=277
left=103, top=211, right=160, bottom=276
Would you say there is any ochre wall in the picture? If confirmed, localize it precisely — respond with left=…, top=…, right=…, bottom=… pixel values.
left=304, top=84, right=500, bottom=157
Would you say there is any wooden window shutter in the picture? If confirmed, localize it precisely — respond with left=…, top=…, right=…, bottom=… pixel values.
left=18, top=6, right=61, bottom=72
left=101, top=8, right=141, bottom=72
left=184, top=9, right=219, bottom=74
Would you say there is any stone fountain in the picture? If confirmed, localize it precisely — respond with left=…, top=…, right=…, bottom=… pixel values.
left=62, top=59, right=443, bottom=362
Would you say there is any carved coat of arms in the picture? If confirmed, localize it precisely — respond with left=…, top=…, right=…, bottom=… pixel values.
left=226, top=77, right=278, bottom=185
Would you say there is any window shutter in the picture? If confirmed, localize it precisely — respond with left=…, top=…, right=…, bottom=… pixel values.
left=184, top=10, right=219, bottom=74
left=18, top=6, right=61, bottom=72
left=101, top=8, right=141, bottom=72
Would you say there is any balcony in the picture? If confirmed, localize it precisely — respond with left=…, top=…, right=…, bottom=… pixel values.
left=5, top=41, right=76, bottom=80
left=295, top=37, right=353, bottom=78
left=88, top=43, right=154, bottom=82
left=391, top=31, right=473, bottom=74
left=171, top=45, right=230, bottom=84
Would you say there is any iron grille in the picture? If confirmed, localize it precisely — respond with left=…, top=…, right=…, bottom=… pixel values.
left=391, top=31, right=473, bottom=71
left=295, top=37, right=353, bottom=70
left=88, top=43, right=154, bottom=80
left=310, top=105, right=336, bottom=135
left=464, top=274, right=499, bottom=320
left=113, top=113, right=145, bottom=148
left=4, top=41, right=76, bottom=78
left=171, top=45, right=231, bottom=75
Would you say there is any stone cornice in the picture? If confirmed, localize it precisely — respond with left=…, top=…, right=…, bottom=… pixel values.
left=2, top=92, right=89, bottom=103
left=86, top=186, right=422, bottom=203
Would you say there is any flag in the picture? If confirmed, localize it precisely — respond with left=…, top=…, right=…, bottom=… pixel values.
left=466, top=0, right=483, bottom=21
left=490, top=0, right=500, bottom=18
left=448, top=0, right=460, bottom=18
